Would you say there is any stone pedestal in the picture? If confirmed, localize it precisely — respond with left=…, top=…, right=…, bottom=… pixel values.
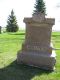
left=17, top=17, right=56, bottom=70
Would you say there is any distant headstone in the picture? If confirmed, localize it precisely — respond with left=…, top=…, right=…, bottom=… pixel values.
left=0, top=26, right=1, bottom=33
left=17, top=14, right=56, bottom=71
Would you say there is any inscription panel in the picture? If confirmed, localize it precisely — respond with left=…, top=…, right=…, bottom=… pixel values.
left=26, top=25, right=51, bottom=46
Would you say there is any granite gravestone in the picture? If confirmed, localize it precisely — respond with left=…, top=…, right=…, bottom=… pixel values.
left=17, top=14, right=56, bottom=71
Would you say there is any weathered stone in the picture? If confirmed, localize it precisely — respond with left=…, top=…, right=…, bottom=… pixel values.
left=32, top=12, right=45, bottom=22
left=17, top=16, right=56, bottom=71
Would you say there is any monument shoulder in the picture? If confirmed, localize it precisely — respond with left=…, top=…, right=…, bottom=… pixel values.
left=23, top=17, right=55, bottom=25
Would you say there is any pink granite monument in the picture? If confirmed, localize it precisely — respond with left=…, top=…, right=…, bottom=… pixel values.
left=17, top=13, right=56, bottom=70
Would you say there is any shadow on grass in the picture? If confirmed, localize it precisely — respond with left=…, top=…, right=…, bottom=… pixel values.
left=8, top=33, right=25, bottom=35
left=14, top=33, right=25, bottom=35
left=0, top=60, right=52, bottom=80
left=52, top=35, right=60, bottom=37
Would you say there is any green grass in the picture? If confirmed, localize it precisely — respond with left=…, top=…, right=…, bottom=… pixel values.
left=0, top=31, right=60, bottom=80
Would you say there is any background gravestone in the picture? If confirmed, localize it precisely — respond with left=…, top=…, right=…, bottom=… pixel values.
left=0, top=26, right=1, bottom=34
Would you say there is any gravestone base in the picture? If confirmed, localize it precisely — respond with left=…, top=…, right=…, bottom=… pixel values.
left=17, top=50, right=56, bottom=71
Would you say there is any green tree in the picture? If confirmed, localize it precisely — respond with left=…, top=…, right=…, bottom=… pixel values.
left=34, top=0, right=46, bottom=14
left=6, top=10, right=19, bottom=32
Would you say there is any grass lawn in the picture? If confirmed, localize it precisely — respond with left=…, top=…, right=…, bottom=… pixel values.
left=0, top=31, right=60, bottom=80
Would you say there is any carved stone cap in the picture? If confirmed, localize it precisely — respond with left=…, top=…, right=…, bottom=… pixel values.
left=23, top=17, right=55, bottom=25
left=32, top=12, right=45, bottom=22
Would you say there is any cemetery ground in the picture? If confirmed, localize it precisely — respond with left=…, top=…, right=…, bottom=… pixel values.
left=0, top=31, right=60, bottom=80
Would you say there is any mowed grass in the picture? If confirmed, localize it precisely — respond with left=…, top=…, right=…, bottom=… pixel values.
left=0, top=31, right=60, bottom=80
